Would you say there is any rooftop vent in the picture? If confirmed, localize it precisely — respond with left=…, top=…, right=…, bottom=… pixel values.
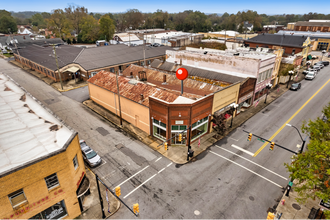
left=128, top=79, right=138, bottom=85
left=204, top=51, right=208, bottom=55
left=233, top=53, right=240, bottom=56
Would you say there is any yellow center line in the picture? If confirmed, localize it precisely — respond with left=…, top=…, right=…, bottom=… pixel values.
left=253, top=78, right=330, bottom=157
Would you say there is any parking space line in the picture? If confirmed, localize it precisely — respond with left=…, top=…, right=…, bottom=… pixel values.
left=215, top=145, right=287, bottom=180
left=210, top=150, right=283, bottom=188
left=113, top=165, right=149, bottom=190
left=230, top=144, right=254, bottom=156
left=229, top=137, right=238, bottom=141
left=123, top=162, right=173, bottom=199
left=155, top=157, right=162, bottom=162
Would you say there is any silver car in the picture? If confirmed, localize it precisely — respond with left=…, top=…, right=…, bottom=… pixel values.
left=305, top=72, right=315, bottom=80
left=79, top=140, right=102, bottom=167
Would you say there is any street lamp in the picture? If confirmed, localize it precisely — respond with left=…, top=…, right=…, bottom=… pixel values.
left=321, top=50, right=326, bottom=61
left=286, top=124, right=306, bottom=154
left=286, top=70, right=294, bottom=88
left=229, top=103, right=239, bottom=128
left=264, top=83, right=272, bottom=104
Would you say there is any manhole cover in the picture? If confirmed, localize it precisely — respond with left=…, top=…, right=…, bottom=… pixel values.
left=292, top=203, right=301, bottom=210
left=249, top=196, right=255, bottom=201
left=96, top=127, right=109, bottom=136
left=194, top=210, right=201, bottom=216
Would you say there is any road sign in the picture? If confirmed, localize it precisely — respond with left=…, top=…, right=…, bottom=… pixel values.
left=257, top=138, right=265, bottom=143
left=288, top=181, right=293, bottom=187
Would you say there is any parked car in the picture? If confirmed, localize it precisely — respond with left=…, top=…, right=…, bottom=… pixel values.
left=290, top=82, right=301, bottom=91
left=79, top=140, right=102, bottom=167
left=305, top=72, right=315, bottom=80
left=314, top=63, right=324, bottom=69
left=308, top=68, right=318, bottom=74
left=152, top=43, right=161, bottom=47
left=321, top=61, right=329, bottom=66
left=312, top=66, right=321, bottom=71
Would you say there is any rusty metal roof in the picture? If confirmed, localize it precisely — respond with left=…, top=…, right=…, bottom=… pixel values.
left=88, top=70, right=181, bottom=107
left=121, top=65, right=222, bottom=96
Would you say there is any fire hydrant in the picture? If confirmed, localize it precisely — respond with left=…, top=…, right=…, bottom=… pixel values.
left=281, top=199, right=285, bottom=205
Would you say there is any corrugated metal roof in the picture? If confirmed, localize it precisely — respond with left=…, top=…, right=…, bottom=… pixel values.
left=153, top=59, right=245, bottom=84
left=150, top=59, right=162, bottom=68
left=114, top=33, right=140, bottom=42
left=121, top=65, right=221, bottom=96
left=75, top=44, right=171, bottom=70
left=295, top=21, right=330, bottom=27
left=88, top=70, right=180, bottom=107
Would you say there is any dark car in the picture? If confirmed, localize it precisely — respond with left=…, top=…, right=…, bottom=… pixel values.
left=290, top=82, right=301, bottom=91
left=79, top=140, right=102, bottom=167
left=322, top=61, right=329, bottom=66
left=302, top=70, right=309, bottom=75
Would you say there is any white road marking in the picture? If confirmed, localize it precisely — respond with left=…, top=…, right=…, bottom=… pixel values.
left=229, top=137, right=238, bottom=141
left=209, top=150, right=283, bottom=188
left=230, top=144, right=254, bottom=156
left=123, top=162, right=173, bottom=198
left=123, top=174, right=157, bottom=199
left=155, top=157, right=162, bottom=162
left=113, top=165, right=150, bottom=190
left=158, top=168, right=166, bottom=173
left=215, top=145, right=288, bottom=180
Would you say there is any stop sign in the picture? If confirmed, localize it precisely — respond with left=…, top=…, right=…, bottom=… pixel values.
left=176, top=68, right=188, bottom=80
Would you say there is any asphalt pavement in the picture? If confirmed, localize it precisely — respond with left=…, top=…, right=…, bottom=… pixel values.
left=1, top=56, right=330, bottom=219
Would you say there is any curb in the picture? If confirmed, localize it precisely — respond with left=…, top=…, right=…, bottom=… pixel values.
left=53, top=83, right=88, bottom=92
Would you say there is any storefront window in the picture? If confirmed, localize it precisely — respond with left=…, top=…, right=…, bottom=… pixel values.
left=191, top=116, right=209, bottom=140
left=153, top=119, right=166, bottom=140
left=29, top=200, right=67, bottom=220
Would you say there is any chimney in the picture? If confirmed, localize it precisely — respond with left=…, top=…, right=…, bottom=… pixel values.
left=140, top=94, right=144, bottom=101
left=130, top=72, right=133, bottom=78
left=162, top=74, right=167, bottom=85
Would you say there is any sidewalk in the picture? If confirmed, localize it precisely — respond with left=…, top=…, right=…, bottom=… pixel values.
left=271, top=179, right=326, bottom=219
left=9, top=60, right=88, bottom=92
left=77, top=167, right=121, bottom=219
left=83, top=71, right=306, bottom=164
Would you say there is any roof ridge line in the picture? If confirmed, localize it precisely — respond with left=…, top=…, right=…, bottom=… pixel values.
left=73, top=47, right=85, bottom=63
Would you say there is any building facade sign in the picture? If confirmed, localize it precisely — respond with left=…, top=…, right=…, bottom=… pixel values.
left=214, top=102, right=235, bottom=116
left=255, top=79, right=271, bottom=93
left=175, top=120, right=184, bottom=125
left=238, top=92, right=253, bottom=104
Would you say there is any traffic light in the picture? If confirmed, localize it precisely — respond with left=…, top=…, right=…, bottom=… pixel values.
left=270, top=142, right=275, bottom=151
left=115, top=186, right=121, bottom=197
left=164, top=142, right=168, bottom=151
left=178, top=133, right=182, bottom=142
left=133, top=203, right=139, bottom=214
left=248, top=133, right=252, bottom=141
left=266, top=212, right=275, bottom=220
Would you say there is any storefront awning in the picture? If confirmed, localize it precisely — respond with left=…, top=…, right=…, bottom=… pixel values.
left=307, top=55, right=312, bottom=60
left=65, top=66, right=79, bottom=73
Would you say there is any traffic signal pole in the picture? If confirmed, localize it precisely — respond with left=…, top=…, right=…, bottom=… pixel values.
left=243, top=130, right=298, bottom=155
left=95, top=174, right=139, bottom=217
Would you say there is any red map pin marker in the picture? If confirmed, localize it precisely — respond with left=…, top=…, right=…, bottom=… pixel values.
left=176, top=68, right=188, bottom=80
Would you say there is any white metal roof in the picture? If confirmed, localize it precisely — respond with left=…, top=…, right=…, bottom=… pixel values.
left=0, top=74, right=74, bottom=176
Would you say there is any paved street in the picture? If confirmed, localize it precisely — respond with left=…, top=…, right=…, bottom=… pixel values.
left=2, top=57, right=330, bottom=218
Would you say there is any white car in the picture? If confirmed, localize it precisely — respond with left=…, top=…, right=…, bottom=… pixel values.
left=305, top=72, right=315, bottom=80
left=79, top=140, right=102, bottom=167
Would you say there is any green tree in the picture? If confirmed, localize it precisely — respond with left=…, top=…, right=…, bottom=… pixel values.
left=0, top=10, right=17, bottom=33
left=99, top=14, right=115, bottom=41
left=31, top=13, right=46, bottom=28
left=79, top=15, right=100, bottom=42
left=65, top=5, right=88, bottom=35
left=46, top=9, right=70, bottom=38
left=285, top=103, right=330, bottom=218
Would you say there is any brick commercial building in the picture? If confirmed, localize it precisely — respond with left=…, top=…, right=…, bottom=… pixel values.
left=244, top=33, right=313, bottom=65
left=0, top=74, right=89, bottom=219
left=87, top=65, right=240, bottom=145
left=293, top=20, right=330, bottom=32
left=14, top=44, right=170, bottom=83
left=166, top=47, right=276, bottom=103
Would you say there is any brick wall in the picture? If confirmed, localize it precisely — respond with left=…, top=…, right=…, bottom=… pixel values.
left=0, top=134, right=86, bottom=220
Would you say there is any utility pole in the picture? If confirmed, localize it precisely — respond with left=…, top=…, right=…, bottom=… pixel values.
left=52, top=45, right=64, bottom=90
left=115, top=71, right=123, bottom=126
left=143, top=31, right=146, bottom=66
left=8, top=28, right=22, bottom=65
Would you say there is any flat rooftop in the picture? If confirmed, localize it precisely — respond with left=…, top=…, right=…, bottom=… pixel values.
left=0, top=74, right=74, bottom=177
left=171, top=48, right=276, bottom=61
